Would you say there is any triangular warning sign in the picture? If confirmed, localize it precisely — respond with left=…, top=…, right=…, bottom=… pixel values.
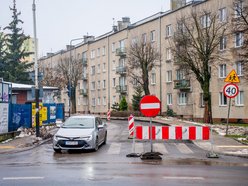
left=224, top=70, right=240, bottom=83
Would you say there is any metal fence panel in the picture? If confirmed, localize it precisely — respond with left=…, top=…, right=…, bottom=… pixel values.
left=56, top=103, right=65, bottom=120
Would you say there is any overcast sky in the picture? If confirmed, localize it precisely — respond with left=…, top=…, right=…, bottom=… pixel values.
left=0, top=0, right=171, bottom=57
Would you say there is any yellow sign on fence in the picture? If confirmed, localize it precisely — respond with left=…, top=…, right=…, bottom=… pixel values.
left=32, top=103, right=47, bottom=127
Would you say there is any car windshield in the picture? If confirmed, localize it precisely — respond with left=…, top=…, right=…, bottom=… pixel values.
left=62, top=117, right=94, bottom=128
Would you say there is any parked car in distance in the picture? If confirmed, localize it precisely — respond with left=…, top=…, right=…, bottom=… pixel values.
left=53, top=115, right=107, bottom=153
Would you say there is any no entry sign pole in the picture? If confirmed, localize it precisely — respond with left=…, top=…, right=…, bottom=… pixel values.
left=139, top=95, right=162, bottom=159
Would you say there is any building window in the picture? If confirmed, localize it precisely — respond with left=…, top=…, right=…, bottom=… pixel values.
left=97, top=81, right=101, bottom=90
left=151, top=72, right=156, bottom=85
left=97, top=97, right=101, bottom=105
left=92, top=98, right=96, bottom=107
left=91, top=82, right=95, bottom=90
left=167, top=93, right=172, bottom=105
left=103, top=63, right=106, bottom=71
left=235, top=32, right=243, bottom=47
left=97, top=48, right=100, bottom=57
left=200, top=93, right=205, bottom=107
left=103, top=96, right=106, bottom=105
left=142, top=33, right=147, bottom=43
left=112, top=60, right=116, bottom=70
left=97, top=64, right=101, bottom=73
left=177, top=21, right=186, bottom=32
left=91, top=66, right=95, bottom=75
left=166, top=48, right=172, bottom=61
left=219, top=92, right=227, bottom=106
left=113, top=78, right=116, bottom=87
left=166, top=70, right=172, bottom=82
left=176, top=69, right=185, bottom=80
left=219, top=8, right=227, bottom=22
left=150, top=30, right=156, bottom=42
left=90, top=50, right=95, bottom=59
left=103, top=80, right=106, bottom=89
left=236, top=61, right=243, bottom=76
left=112, top=42, right=115, bottom=52
left=201, top=14, right=210, bottom=28
left=234, top=1, right=243, bottom=17
left=133, top=78, right=138, bottom=86
left=235, top=91, right=244, bottom=106
left=113, top=96, right=116, bottom=104
left=219, top=64, right=226, bottom=78
left=219, top=36, right=227, bottom=51
left=166, top=24, right=172, bottom=37
left=178, top=92, right=187, bottom=105
left=102, top=46, right=106, bottom=56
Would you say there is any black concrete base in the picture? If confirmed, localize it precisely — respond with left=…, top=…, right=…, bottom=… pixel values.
left=140, top=152, right=163, bottom=160
left=206, top=152, right=219, bottom=158
left=126, top=153, right=141, bottom=158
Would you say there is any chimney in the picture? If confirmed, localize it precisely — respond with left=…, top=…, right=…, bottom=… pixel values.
left=170, top=0, right=186, bottom=10
left=84, top=35, right=95, bottom=43
left=113, top=25, right=118, bottom=32
left=117, top=17, right=131, bottom=31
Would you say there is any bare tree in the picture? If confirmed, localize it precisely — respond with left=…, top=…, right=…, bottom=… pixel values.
left=232, top=0, right=248, bottom=81
left=127, top=39, right=161, bottom=95
left=171, top=11, right=228, bottom=123
left=56, top=57, right=83, bottom=114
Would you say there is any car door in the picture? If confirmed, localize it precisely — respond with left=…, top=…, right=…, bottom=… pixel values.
left=97, top=117, right=104, bottom=143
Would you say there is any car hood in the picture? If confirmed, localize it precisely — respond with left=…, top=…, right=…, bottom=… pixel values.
left=55, top=128, right=94, bottom=137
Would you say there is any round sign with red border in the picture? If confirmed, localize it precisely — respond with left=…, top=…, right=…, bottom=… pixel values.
left=223, top=83, right=239, bottom=98
left=139, top=95, right=161, bottom=117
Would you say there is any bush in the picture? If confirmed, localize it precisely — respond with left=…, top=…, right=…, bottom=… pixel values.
left=166, top=106, right=176, bottom=117
left=119, top=96, right=128, bottom=111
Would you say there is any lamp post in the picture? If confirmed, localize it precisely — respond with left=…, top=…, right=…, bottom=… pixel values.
left=32, top=0, right=40, bottom=137
left=68, top=38, right=84, bottom=117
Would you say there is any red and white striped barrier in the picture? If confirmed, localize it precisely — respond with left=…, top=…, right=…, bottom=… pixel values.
left=107, top=110, right=111, bottom=121
left=128, top=115, right=135, bottom=138
left=136, top=126, right=209, bottom=140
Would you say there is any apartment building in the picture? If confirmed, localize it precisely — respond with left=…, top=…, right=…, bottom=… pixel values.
left=39, top=0, right=248, bottom=122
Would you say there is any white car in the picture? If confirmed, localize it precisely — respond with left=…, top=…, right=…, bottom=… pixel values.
left=53, top=115, right=107, bottom=153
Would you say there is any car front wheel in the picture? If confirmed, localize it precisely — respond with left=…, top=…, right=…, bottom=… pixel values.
left=54, top=148, right=61, bottom=153
left=94, top=137, right=99, bottom=151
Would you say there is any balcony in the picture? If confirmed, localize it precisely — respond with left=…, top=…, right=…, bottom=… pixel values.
left=82, top=73, right=88, bottom=81
left=174, top=79, right=191, bottom=90
left=116, top=47, right=126, bottom=57
left=79, top=89, right=88, bottom=96
left=82, top=58, right=87, bottom=66
left=116, top=85, right=127, bottom=94
left=116, top=66, right=127, bottom=75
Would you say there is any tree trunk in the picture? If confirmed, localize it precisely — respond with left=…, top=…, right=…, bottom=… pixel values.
left=203, top=91, right=213, bottom=124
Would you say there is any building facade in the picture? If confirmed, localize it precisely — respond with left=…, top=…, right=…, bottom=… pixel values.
left=39, top=0, right=248, bottom=122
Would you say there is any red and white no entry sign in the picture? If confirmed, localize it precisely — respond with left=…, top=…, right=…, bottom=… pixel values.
left=140, top=95, right=161, bottom=117
left=223, top=83, right=239, bottom=98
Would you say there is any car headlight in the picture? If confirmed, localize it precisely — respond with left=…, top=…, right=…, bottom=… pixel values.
left=53, top=135, right=65, bottom=141
left=80, top=135, right=92, bottom=141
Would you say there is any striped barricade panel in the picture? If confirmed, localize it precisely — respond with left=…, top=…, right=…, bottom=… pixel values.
left=135, top=126, right=210, bottom=140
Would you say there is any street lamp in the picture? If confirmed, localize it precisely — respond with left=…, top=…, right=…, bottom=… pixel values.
left=32, top=0, right=40, bottom=137
left=68, top=38, right=84, bottom=117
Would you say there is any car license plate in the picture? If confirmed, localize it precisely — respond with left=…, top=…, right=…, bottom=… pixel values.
left=65, top=141, right=78, bottom=145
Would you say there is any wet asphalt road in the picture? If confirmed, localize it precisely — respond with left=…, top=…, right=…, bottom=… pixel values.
left=0, top=120, right=247, bottom=186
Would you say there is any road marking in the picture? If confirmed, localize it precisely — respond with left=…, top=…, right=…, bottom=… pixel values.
left=107, top=143, right=121, bottom=154
left=134, top=143, right=144, bottom=153
left=217, top=146, right=248, bottom=148
left=153, top=143, right=168, bottom=154
left=0, top=146, right=15, bottom=149
left=3, top=177, right=44, bottom=180
left=163, top=176, right=204, bottom=180
left=175, top=143, right=193, bottom=154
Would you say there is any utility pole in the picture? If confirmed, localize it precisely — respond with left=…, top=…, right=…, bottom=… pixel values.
left=33, top=0, right=39, bottom=137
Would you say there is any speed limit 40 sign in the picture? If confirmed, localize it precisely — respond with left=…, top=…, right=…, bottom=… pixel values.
left=223, top=83, right=239, bottom=98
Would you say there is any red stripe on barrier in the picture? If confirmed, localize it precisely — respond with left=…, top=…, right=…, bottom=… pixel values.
left=162, top=126, right=169, bottom=139
left=129, top=123, right=134, bottom=130
left=136, top=126, right=142, bottom=139
left=152, top=126, right=156, bottom=140
left=202, top=126, right=209, bottom=140
left=176, top=126, right=182, bottom=140
left=189, top=126, right=196, bottom=140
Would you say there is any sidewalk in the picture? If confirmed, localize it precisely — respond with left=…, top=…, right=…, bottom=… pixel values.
left=0, top=117, right=247, bottom=158
left=0, top=127, right=58, bottom=154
